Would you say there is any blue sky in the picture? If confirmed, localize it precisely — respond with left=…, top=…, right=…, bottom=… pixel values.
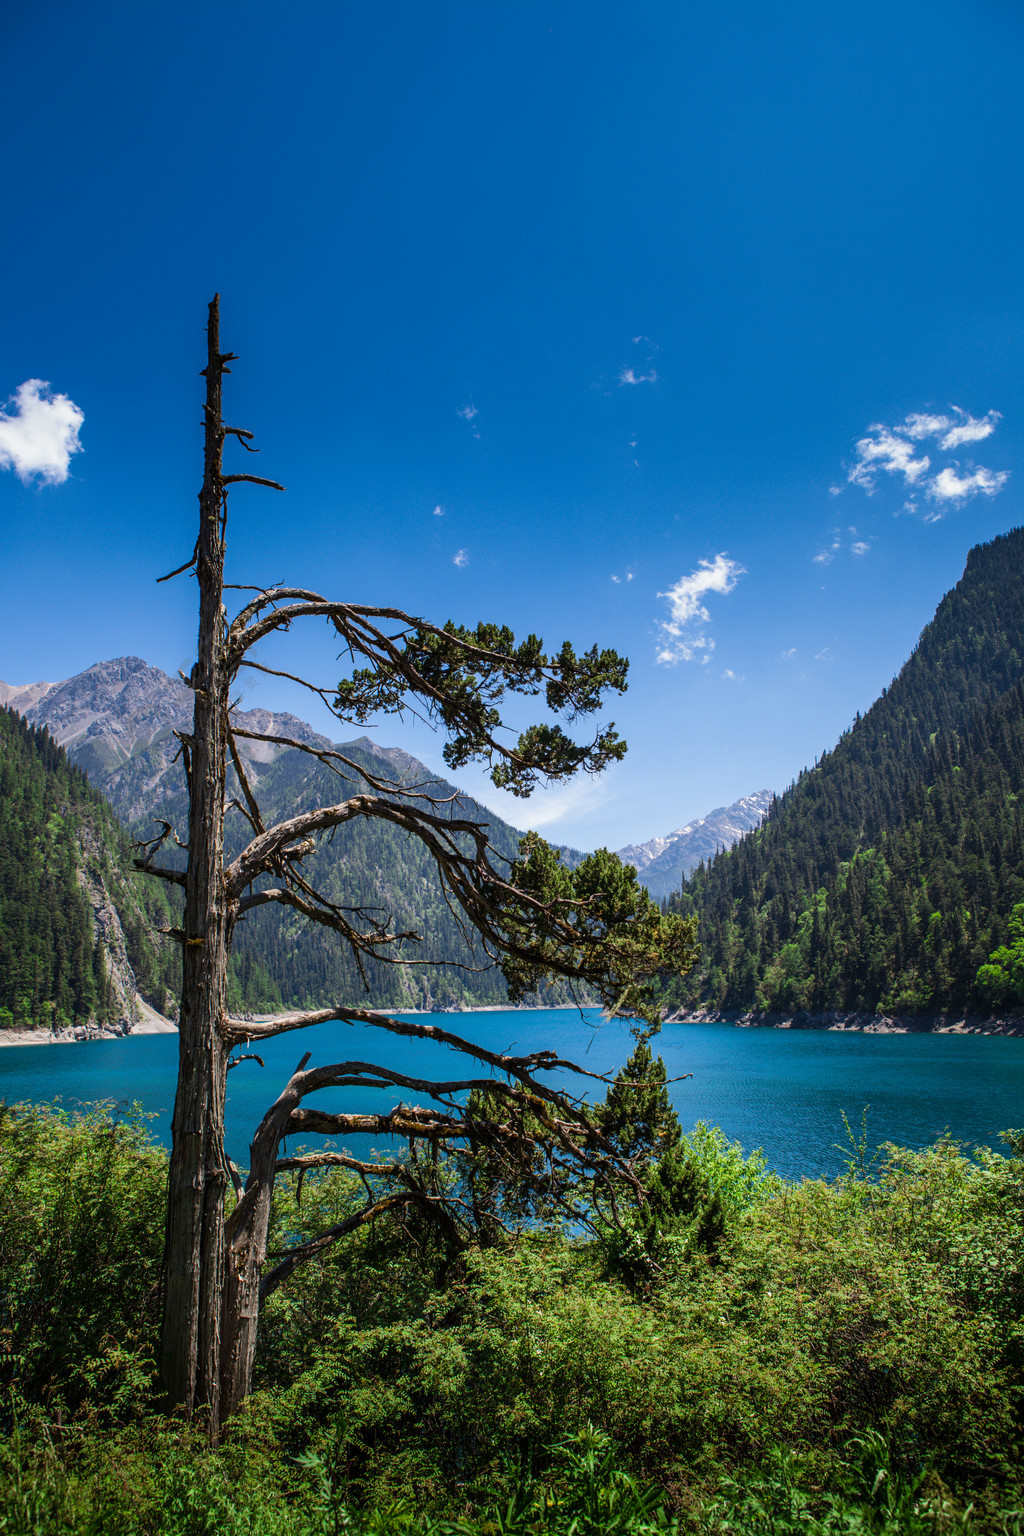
left=1, top=0, right=1021, bottom=851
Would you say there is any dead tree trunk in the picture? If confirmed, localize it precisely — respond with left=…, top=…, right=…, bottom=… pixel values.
left=143, top=297, right=695, bottom=1436
left=158, top=298, right=234, bottom=1427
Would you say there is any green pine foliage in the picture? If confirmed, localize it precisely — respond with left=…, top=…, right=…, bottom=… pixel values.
left=0, top=706, right=179, bottom=1028
left=665, top=527, right=1024, bottom=1017
left=596, top=1042, right=727, bottom=1281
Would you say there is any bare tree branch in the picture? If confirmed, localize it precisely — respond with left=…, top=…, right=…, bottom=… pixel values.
left=229, top=718, right=458, bottom=803
left=223, top=1005, right=613, bottom=1092
left=220, top=474, right=285, bottom=491
left=259, top=1194, right=413, bottom=1301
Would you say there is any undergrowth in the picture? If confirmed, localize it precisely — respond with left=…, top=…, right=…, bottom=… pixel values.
left=1, top=1103, right=1022, bottom=1534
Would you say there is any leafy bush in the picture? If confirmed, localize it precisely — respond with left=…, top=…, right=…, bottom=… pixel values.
left=2, top=1105, right=1023, bottom=1532
left=0, top=1101, right=165, bottom=1416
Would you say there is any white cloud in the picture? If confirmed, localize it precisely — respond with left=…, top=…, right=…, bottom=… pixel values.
left=903, top=412, right=952, bottom=441
left=940, top=411, right=1001, bottom=450
left=610, top=574, right=620, bottom=583
left=815, top=647, right=832, bottom=661
left=904, top=407, right=1001, bottom=451
left=849, top=426, right=930, bottom=491
left=926, top=464, right=1009, bottom=507
left=847, top=405, right=1007, bottom=509
left=456, top=402, right=480, bottom=438
left=447, top=761, right=612, bottom=835
left=508, top=775, right=610, bottom=830
left=722, top=668, right=736, bottom=679
left=453, top=549, right=469, bottom=568
left=815, top=528, right=871, bottom=562
left=656, top=634, right=714, bottom=665
left=780, top=647, right=796, bottom=660
left=0, top=379, right=84, bottom=485
left=828, top=485, right=843, bottom=498
left=432, top=504, right=444, bottom=517
left=814, top=529, right=842, bottom=565
left=656, top=553, right=745, bottom=665
left=618, top=366, right=658, bottom=386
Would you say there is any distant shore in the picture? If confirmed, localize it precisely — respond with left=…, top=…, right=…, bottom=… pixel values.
left=664, top=1007, right=1024, bottom=1038
left=7, top=1000, right=1023, bottom=1049
left=0, top=999, right=584, bottom=1049
left=0, top=998, right=178, bottom=1048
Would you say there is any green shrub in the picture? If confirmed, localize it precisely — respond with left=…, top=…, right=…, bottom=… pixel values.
left=0, top=1102, right=165, bottom=1416
left=1, top=1106, right=1023, bottom=1531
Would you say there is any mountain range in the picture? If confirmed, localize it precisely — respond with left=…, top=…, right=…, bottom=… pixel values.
left=4, top=526, right=1024, bottom=1027
left=0, top=655, right=770, bottom=1021
left=0, top=657, right=330, bottom=824
left=615, top=792, right=773, bottom=899
left=1, top=656, right=768, bottom=895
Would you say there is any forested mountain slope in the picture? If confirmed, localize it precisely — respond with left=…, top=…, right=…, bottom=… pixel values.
left=126, top=733, right=580, bottom=1012
left=0, top=708, right=177, bottom=1031
left=666, top=527, right=1024, bottom=1018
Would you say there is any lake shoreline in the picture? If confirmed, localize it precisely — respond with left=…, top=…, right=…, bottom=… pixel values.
left=0, top=1000, right=583, bottom=1048
left=8, top=999, right=1024, bottom=1048
left=665, top=1006, right=1024, bottom=1037
left=0, top=998, right=179, bottom=1048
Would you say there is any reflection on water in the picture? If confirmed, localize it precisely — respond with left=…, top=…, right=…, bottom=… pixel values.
left=1, top=1010, right=1022, bottom=1180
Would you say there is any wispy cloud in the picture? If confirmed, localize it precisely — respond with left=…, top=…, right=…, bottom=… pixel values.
left=849, top=427, right=931, bottom=490
left=456, top=402, right=480, bottom=439
left=814, top=529, right=842, bottom=565
left=610, top=570, right=634, bottom=585
left=656, top=553, right=745, bottom=665
left=515, top=775, right=610, bottom=829
left=442, top=762, right=612, bottom=836
left=904, top=408, right=1000, bottom=450
left=432, top=504, right=444, bottom=517
left=618, top=334, right=660, bottom=387
left=847, top=405, right=1007, bottom=514
left=780, top=647, right=796, bottom=660
left=0, top=380, right=84, bottom=485
left=815, top=526, right=871, bottom=564
left=453, top=549, right=469, bottom=568
left=618, top=366, right=658, bottom=386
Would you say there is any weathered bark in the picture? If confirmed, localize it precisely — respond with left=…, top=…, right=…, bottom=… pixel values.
left=159, top=297, right=233, bottom=1428
left=146, top=298, right=693, bottom=1437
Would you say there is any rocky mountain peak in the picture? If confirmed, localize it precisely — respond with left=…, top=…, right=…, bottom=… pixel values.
left=615, top=788, right=774, bottom=900
left=0, top=656, right=334, bottom=821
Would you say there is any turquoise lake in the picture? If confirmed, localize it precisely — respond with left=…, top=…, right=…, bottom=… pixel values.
left=2, top=1009, right=1023, bottom=1180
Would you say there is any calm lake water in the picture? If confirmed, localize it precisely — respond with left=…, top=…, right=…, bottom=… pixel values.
left=2, top=1009, right=1022, bottom=1181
